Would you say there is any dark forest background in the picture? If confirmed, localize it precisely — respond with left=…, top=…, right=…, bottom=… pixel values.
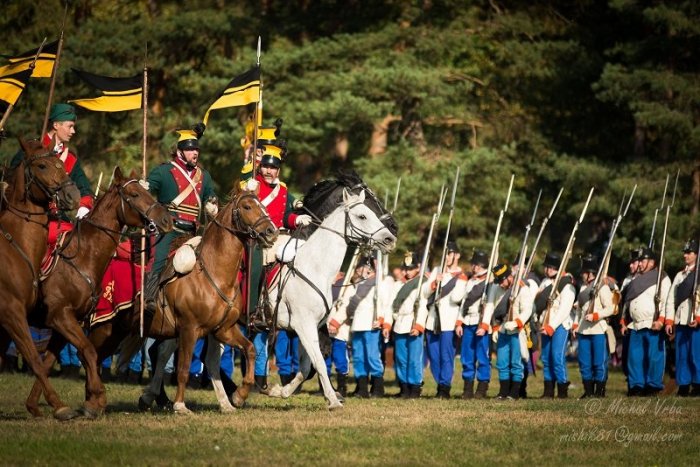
left=1, top=0, right=698, bottom=278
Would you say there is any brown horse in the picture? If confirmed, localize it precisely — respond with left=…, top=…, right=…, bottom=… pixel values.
left=23, top=167, right=173, bottom=419
left=88, top=182, right=277, bottom=414
left=0, top=137, right=80, bottom=420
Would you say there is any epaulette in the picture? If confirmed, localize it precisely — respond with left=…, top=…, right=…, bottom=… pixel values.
left=279, top=181, right=287, bottom=188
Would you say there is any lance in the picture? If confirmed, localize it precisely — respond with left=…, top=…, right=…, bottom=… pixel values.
left=41, top=4, right=68, bottom=138
left=653, top=169, right=679, bottom=321
left=432, top=166, right=461, bottom=333
left=93, top=171, right=104, bottom=197
left=139, top=49, right=149, bottom=338
left=0, top=38, right=47, bottom=132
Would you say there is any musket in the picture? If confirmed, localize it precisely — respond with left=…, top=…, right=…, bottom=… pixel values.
left=649, top=174, right=670, bottom=250
left=542, top=187, right=594, bottom=329
left=653, top=170, right=679, bottom=320
left=431, top=167, right=461, bottom=333
left=476, top=174, right=514, bottom=325
left=0, top=38, right=47, bottom=132
left=391, top=177, right=401, bottom=214
left=381, top=177, right=401, bottom=277
left=524, top=188, right=563, bottom=278
left=507, top=190, right=542, bottom=321
left=587, top=185, right=637, bottom=316
left=412, top=185, right=448, bottom=327
left=336, top=247, right=362, bottom=309
left=691, top=237, right=700, bottom=324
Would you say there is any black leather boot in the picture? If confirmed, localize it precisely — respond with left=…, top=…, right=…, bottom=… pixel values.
left=337, top=373, right=348, bottom=398
left=496, top=379, right=511, bottom=400
left=474, top=380, right=489, bottom=399
left=143, top=271, right=161, bottom=314
left=677, top=385, right=690, bottom=397
left=461, top=379, right=475, bottom=399
left=594, top=380, right=606, bottom=398
left=370, top=376, right=385, bottom=398
left=354, top=376, right=369, bottom=398
left=540, top=380, right=555, bottom=399
left=557, top=381, right=570, bottom=399
left=436, top=384, right=451, bottom=399
left=279, top=374, right=294, bottom=386
left=580, top=380, right=594, bottom=399
left=254, top=375, right=268, bottom=392
left=688, top=384, right=700, bottom=397
left=394, top=382, right=409, bottom=398
left=408, top=384, right=422, bottom=399
left=508, top=380, right=521, bottom=400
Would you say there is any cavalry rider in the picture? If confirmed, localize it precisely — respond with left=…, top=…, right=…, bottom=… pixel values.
left=144, top=124, right=217, bottom=313
left=240, top=122, right=311, bottom=392
left=486, top=263, right=534, bottom=400
left=452, top=250, right=491, bottom=399
left=665, top=239, right=699, bottom=396
left=572, top=253, right=616, bottom=398
left=535, top=252, right=576, bottom=399
left=620, top=247, right=671, bottom=396
left=423, top=240, right=463, bottom=399
left=390, top=251, right=429, bottom=398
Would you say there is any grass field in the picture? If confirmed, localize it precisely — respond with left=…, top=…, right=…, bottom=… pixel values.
left=0, top=365, right=697, bottom=466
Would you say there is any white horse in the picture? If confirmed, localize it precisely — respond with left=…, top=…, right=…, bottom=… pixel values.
left=143, top=182, right=396, bottom=412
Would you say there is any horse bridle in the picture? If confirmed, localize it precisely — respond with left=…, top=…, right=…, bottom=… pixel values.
left=24, top=151, right=76, bottom=206
left=211, top=190, right=273, bottom=242
left=116, top=179, right=160, bottom=234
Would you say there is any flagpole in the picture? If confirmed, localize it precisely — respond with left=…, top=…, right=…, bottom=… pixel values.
left=0, top=38, right=48, bottom=132
left=41, top=4, right=68, bottom=137
left=139, top=48, right=149, bottom=338
left=251, top=36, right=262, bottom=177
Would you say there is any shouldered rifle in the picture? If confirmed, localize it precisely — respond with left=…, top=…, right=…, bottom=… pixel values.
left=542, top=187, right=594, bottom=328
left=649, top=174, right=670, bottom=250
left=477, top=174, right=515, bottom=325
left=588, top=185, right=637, bottom=316
left=654, top=170, right=679, bottom=320
left=373, top=249, right=382, bottom=323
left=432, top=167, right=461, bottom=332
left=412, top=185, right=448, bottom=327
left=336, top=247, right=362, bottom=311
left=524, top=188, right=563, bottom=279
left=691, top=237, right=700, bottom=324
left=382, top=177, right=402, bottom=277
left=507, top=190, right=541, bottom=321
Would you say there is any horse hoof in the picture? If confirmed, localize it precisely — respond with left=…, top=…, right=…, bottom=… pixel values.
left=53, top=406, right=81, bottom=421
left=79, top=406, right=103, bottom=420
left=220, top=404, right=236, bottom=414
left=231, top=392, right=245, bottom=409
left=267, top=384, right=283, bottom=398
left=328, top=401, right=344, bottom=411
left=173, top=402, right=193, bottom=415
left=138, top=396, right=153, bottom=412
left=335, top=392, right=345, bottom=403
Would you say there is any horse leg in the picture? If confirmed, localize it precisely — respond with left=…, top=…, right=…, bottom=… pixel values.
left=173, top=328, right=198, bottom=415
left=139, top=338, right=177, bottom=411
left=271, top=343, right=311, bottom=399
left=203, top=334, right=235, bottom=413
left=46, top=309, right=106, bottom=418
left=292, top=320, right=343, bottom=410
left=0, top=305, right=78, bottom=420
left=213, top=325, right=255, bottom=409
left=26, top=330, right=65, bottom=417
left=115, top=334, right=144, bottom=374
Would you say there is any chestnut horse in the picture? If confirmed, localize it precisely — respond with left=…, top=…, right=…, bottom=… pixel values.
left=24, top=167, right=173, bottom=419
left=88, top=183, right=277, bottom=414
left=0, top=137, right=80, bottom=420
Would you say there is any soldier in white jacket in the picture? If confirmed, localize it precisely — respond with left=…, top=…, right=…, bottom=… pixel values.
left=572, top=254, right=616, bottom=398
left=424, top=241, right=464, bottom=399
left=620, top=247, right=672, bottom=396
left=391, top=251, right=429, bottom=398
left=486, top=263, right=534, bottom=400
left=537, top=252, right=576, bottom=398
left=664, top=239, right=699, bottom=397
left=452, top=250, right=491, bottom=399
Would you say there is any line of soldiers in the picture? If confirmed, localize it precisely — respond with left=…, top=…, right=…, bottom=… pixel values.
left=325, top=238, right=699, bottom=400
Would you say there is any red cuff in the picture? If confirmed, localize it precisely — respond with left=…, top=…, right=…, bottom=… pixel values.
left=664, top=319, right=674, bottom=327
left=382, top=323, right=392, bottom=332
left=572, top=323, right=579, bottom=331
left=620, top=318, right=627, bottom=326
left=430, top=282, right=437, bottom=291
left=79, top=195, right=94, bottom=209
left=515, top=319, right=523, bottom=330
left=287, top=213, right=298, bottom=228
left=329, top=319, right=341, bottom=329
left=455, top=319, right=463, bottom=327
left=544, top=325, right=555, bottom=336
left=377, top=317, right=384, bottom=326
left=412, top=324, right=425, bottom=334
left=592, top=313, right=599, bottom=321
left=479, top=322, right=489, bottom=332
left=492, top=325, right=501, bottom=333
left=696, top=316, right=700, bottom=325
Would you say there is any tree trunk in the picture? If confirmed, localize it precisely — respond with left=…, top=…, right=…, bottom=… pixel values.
left=369, top=115, right=399, bottom=156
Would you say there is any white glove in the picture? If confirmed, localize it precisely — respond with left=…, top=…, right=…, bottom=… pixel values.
left=76, top=206, right=90, bottom=219
left=205, top=201, right=218, bottom=217
left=295, top=214, right=312, bottom=227
left=504, top=321, right=517, bottom=332
left=245, top=178, right=260, bottom=192
left=138, top=179, right=150, bottom=190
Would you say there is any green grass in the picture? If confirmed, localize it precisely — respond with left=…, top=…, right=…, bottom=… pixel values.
left=0, top=365, right=697, bottom=466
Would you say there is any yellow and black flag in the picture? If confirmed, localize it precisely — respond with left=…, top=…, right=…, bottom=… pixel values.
left=0, top=40, right=58, bottom=78
left=203, top=66, right=260, bottom=125
left=0, top=69, right=32, bottom=113
left=69, top=69, right=142, bottom=112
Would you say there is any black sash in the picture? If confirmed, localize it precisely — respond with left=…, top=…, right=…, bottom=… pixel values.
left=534, top=275, right=574, bottom=316
left=427, top=275, right=459, bottom=308
left=624, top=269, right=664, bottom=303
left=392, top=276, right=420, bottom=313
left=577, top=284, right=593, bottom=306
left=526, top=271, right=541, bottom=287
left=675, top=271, right=696, bottom=310
left=492, top=288, right=512, bottom=323
left=346, top=277, right=376, bottom=320
left=460, top=280, right=485, bottom=314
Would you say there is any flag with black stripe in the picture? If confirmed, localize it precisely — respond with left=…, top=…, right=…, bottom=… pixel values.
left=0, top=40, right=58, bottom=78
left=0, top=69, right=32, bottom=112
left=69, top=69, right=143, bottom=112
left=203, top=66, right=260, bottom=124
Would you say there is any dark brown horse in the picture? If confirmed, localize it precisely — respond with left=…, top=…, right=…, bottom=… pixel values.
left=0, top=137, right=80, bottom=420
left=24, top=167, right=173, bottom=419
left=88, top=182, right=277, bottom=414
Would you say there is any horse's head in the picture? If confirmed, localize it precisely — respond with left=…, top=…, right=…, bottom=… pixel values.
left=342, top=188, right=397, bottom=253
left=109, top=167, right=173, bottom=233
left=17, top=137, right=80, bottom=210
left=227, top=182, right=278, bottom=247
